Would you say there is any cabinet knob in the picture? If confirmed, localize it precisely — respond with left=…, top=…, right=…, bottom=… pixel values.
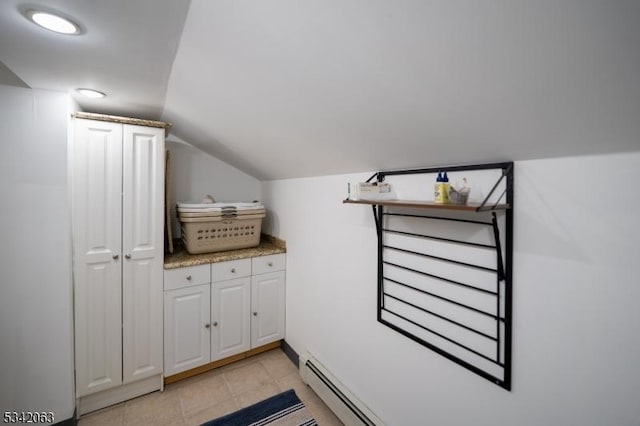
left=268, top=262, right=273, bottom=267
left=231, top=268, right=236, bottom=273
left=124, top=254, right=131, bottom=260
left=186, top=275, right=192, bottom=281
left=253, top=312, right=258, bottom=316
left=212, top=321, right=218, bottom=327
left=205, top=323, right=210, bottom=329
left=112, top=254, right=119, bottom=260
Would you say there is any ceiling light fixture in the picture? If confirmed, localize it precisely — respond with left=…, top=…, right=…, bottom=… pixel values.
left=26, top=10, right=80, bottom=35
left=76, top=88, right=106, bottom=99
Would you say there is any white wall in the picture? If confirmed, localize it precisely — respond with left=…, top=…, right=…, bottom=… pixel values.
left=166, top=136, right=261, bottom=237
left=261, top=152, right=640, bottom=426
left=0, top=86, right=75, bottom=422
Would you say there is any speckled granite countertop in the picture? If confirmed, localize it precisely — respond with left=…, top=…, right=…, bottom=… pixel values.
left=164, top=235, right=286, bottom=269
left=72, top=111, right=171, bottom=133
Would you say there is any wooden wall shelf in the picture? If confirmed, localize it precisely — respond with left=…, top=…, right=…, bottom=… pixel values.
left=343, top=198, right=510, bottom=212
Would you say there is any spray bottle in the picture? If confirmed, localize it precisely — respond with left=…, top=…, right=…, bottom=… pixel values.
left=442, top=172, right=450, bottom=203
left=434, top=172, right=444, bottom=203
left=435, top=171, right=450, bottom=203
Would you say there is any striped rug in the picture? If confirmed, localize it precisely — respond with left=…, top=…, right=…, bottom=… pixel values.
left=201, top=389, right=317, bottom=426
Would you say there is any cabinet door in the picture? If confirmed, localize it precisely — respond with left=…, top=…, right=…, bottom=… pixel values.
left=71, top=119, right=123, bottom=397
left=211, top=278, right=251, bottom=361
left=122, top=125, right=165, bottom=383
left=251, top=271, right=286, bottom=348
left=164, top=284, right=211, bottom=376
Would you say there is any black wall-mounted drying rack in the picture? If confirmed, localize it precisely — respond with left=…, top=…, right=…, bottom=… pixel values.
left=344, top=162, right=513, bottom=390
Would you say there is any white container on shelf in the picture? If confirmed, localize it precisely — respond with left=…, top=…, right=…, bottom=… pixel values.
left=349, top=182, right=395, bottom=201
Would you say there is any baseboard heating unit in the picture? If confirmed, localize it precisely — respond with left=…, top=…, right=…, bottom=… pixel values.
left=299, top=353, right=385, bottom=426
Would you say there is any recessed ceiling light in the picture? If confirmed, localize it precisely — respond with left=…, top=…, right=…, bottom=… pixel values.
left=76, top=89, right=106, bottom=99
left=26, top=10, right=80, bottom=35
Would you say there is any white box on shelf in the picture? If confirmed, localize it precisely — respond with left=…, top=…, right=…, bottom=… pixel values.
left=348, top=182, right=395, bottom=201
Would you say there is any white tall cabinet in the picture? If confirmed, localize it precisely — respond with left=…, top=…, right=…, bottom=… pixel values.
left=70, top=115, right=165, bottom=414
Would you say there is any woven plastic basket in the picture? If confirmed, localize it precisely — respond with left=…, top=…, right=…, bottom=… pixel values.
left=179, top=212, right=265, bottom=254
left=448, top=187, right=470, bottom=205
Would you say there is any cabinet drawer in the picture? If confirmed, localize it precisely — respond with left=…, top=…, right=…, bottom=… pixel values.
left=252, top=254, right=286, bottom=275
left=164, top=264, right=210, bottom=291
left=211, top=258, right=251, bottom=282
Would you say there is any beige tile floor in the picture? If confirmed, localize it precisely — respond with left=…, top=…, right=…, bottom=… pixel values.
left=78, top=348, right=343, bottom=426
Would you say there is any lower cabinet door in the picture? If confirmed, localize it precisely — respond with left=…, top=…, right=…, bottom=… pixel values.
left=251, top=271, right=286, bottom=348
left=74, top=260, right=123, bottom=397
left=211, top=278, right=251, bottom=361
left=122, top=257, right=163, bottom=384
left=164, top=284, right=211, bottom=376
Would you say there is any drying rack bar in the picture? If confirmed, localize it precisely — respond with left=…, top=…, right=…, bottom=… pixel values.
left=384, top=212, right=492, bottom=226
left=380, top=315, right=507, bottom=386
left=383, top=258, right=498, bottom=296
left=383, top=293, right=498, bottom=341
left=383, top=275, right=502, bottom=320
left=381, top=309, right=505, bottom=367
left=383, top=228, right=496, bottom=249
left=384, top=245, right=498, bottom=273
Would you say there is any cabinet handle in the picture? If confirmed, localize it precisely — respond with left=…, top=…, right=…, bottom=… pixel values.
left=205, top=323, right=210, bottom=329
left=124, top=254, right=131, bottom=260
left=253, top=312, right=258, bottom=316
left=231, top=268, right=236, bottom=273
left=268, top=262, right=273, bottom=267
left=212, top=322, right=218, bottom=327
left=186, top=275, right=192, bottom=281
left=112, top=254, right=119, bottom=260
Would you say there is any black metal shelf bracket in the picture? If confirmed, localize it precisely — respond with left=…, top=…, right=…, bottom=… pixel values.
left=477, top=162, right=512, bottom=212
left=362, top=162, right=513, bottom=390
left=491, top=212, right=506, bottom=281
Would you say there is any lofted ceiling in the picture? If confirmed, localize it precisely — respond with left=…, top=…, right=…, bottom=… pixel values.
left=0, top=0, right=190, bottom=119
left=2, top=1, right=639, bottom=180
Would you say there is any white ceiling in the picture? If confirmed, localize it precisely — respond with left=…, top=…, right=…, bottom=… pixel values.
left=0, top=0, right=190, bottom=119
left=2, top=1, right=639, bottom=180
